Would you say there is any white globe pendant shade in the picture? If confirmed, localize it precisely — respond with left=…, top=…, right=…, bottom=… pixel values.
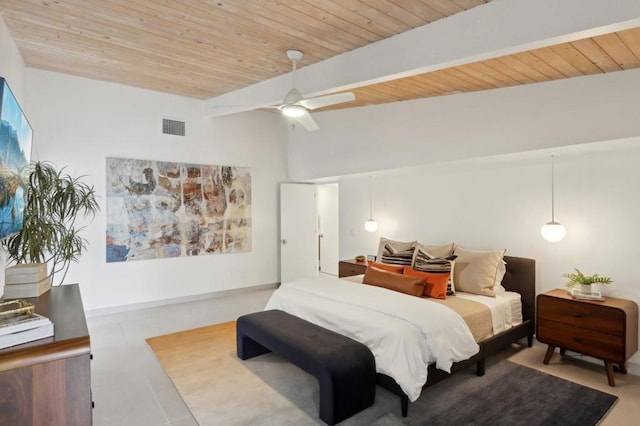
left=364, top=219, right=378, bottom=233
left=541, top=221, right=566, bottom=242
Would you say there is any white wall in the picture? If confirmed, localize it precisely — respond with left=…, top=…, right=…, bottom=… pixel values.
left=288, top=69, right=640, bottom=181
left=25, top=69, right=288, bottom=310
left=338, top=145, right=640, bottom=366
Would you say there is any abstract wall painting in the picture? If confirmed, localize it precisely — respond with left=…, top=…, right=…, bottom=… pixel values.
left=106, top=157, right=251, bottom=262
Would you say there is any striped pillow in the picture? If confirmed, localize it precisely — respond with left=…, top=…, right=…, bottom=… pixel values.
left=411, top=246, right=457, bottom=295
left=376, top=237, right=417, bottom=266
left=414, top=242, right=455, bottom=258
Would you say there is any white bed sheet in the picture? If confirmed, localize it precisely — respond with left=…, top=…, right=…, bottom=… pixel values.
left=265, top=274, right=479, bottom=402
left=455, top=291, right=523, bottom=335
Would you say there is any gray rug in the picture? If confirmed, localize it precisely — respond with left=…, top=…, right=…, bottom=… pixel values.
left=148, top=323, right=617, bottom=425
left=403, top=361, right=618, bottom=426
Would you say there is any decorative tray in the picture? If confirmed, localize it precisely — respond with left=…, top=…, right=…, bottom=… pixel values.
left=568, top=288, right=605, bottom=301
left=0, top=299, right=35, bottom=320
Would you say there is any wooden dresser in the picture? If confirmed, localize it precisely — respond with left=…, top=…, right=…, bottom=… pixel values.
left=536, top=288, right=638, bottom=386
left=338, top=259, right=369, bottom=278
left=0, top=284, right=92, bottom=425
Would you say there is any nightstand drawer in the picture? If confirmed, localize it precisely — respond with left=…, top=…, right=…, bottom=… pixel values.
left=338, top=260, right=368, bottom=278
left=537, top=318, right=624, bottom=362
left=538, top=296, right=624, bottom=335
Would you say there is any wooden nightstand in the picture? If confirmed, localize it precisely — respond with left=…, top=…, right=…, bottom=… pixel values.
left=338, top=259, right=369, bottom=278
left=536, top=288, right=639, bottom=386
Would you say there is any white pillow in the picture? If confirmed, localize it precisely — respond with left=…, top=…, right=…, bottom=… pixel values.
left=494, top=260, right=507, bottom=292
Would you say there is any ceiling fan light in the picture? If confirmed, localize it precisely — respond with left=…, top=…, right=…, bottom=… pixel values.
left=281, top=104, right=306, bottom=117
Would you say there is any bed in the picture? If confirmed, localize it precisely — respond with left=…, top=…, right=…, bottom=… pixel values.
left=265, top=255, right=536, bottom=416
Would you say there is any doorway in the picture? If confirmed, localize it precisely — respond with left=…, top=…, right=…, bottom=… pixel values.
left=279, top=183, right=339, bottom=283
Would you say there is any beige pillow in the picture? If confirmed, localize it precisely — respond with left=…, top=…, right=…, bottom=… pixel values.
left=452, top=246, right=506, bottom=297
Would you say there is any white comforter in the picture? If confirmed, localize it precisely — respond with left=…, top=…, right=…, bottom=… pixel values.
left=264, top=274, right=479, bottom=402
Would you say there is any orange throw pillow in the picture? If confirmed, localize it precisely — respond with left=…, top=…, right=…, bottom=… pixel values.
left=403, top=267, right=449, bottom=299
left=368, top=261, right=404, bottom=274
left=363, top=267, right=425, bottom=297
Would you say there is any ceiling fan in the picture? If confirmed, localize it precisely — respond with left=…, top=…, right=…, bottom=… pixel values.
left=276, top=50, right=355, bottom=131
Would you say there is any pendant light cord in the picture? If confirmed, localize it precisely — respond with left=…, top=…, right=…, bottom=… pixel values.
left=369, top=176, right=374, bottom=219
left=550, top=154, right=555, bottom=222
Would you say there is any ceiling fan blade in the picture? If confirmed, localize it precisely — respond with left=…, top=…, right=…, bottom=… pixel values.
left=299, top=92, right=355, bottom=110
left=292, top=111, right=320, bottom=131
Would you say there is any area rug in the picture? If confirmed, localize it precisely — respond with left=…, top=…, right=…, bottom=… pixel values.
left=147, top=321, right=618, bottom=426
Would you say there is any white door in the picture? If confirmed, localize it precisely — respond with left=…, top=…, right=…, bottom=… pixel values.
left=317, top=184, right=339, bottom=275
left=280, top=183, right=318, bottom=283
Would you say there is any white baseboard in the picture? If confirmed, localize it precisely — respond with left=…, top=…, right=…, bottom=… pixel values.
left=85, top=282, right=279, bottom=318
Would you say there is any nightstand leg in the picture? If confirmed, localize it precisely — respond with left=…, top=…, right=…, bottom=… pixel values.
left=618, top=363, right=628, bottom=374
left=559, top=348, right=566, bottom=356
left=604, top=361, right=616, bottom=387
left=543, top=345, right=556, bottom=364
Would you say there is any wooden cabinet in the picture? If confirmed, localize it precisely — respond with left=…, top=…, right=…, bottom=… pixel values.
left=338, top=259, right=369, bottom=278
left=536, top=288, right=638, bottom=386
left=0, top=284, right=92, bottom=425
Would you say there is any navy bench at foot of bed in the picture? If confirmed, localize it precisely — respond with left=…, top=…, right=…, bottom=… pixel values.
left=236, top=309, right=376, bottom=426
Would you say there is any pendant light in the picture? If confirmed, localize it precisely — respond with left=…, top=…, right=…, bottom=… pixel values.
left=364, top=176, right=378, bottom=232
left=541, top=154, right=566, bottom=242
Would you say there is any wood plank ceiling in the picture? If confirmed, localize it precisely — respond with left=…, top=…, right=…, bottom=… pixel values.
left=1, top=0, right=639, bottom=110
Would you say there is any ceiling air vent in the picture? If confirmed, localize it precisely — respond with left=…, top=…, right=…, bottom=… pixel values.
left=162, top=118, right=185, bottom=136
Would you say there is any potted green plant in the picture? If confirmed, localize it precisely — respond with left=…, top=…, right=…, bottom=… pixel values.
left=563, top=268, right=612, bottom=295
left=3, top=161, right=100, bottom=285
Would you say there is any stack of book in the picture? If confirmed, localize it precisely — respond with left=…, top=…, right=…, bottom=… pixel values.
left=0, top=300, right=54, bottom=350
left=4, top=263, right=51, bottom=298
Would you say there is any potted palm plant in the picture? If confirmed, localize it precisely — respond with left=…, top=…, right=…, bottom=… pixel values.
left=3, top=161, right=100, bottom=286
left=563, top=268, right=612, bottom=295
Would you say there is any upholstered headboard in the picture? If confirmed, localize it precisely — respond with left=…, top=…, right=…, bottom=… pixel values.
left=501, top=256, right=536, bottom=325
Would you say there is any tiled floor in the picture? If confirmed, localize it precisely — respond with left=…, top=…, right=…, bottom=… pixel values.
left=87, top=287, right=275, bottom=426
left=88, top=287, right=640, bottom=426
